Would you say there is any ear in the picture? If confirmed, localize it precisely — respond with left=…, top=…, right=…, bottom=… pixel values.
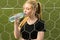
left=33, top=8, right=36, bottom=13
left=32, top=9, right=36, bottom=14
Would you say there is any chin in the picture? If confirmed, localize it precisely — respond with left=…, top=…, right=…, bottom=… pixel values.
left=25, top=15, right=28, bottom=17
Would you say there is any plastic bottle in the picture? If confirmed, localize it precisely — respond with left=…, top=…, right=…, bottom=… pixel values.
left=9, top=12, right=25, bottom=22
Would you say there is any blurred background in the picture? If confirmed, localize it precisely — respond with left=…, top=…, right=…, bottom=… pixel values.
left=0, top=0, right=60, bottom=40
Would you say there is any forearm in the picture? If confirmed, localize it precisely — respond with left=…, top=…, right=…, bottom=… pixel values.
left=14, top=26, right=20, bottom=39
left=14, top=20, right=20, bottom=39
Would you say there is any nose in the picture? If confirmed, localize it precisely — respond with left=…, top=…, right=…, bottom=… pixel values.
left=23, top=10, right=27, bottom=15
left=24, top=9, right=26, bottom=13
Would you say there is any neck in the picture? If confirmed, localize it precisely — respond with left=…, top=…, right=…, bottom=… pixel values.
left=28, top=14, right=38, bottom=20
left=27, top=14, right=38, bottom=23
left=27, top=14, right=38, bottom=25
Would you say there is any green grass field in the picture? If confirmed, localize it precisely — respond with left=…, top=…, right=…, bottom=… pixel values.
left=0, top=0, right=60, bottom=40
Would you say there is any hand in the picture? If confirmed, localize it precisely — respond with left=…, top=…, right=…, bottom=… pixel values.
left=15, top=18, right=20, bottom=23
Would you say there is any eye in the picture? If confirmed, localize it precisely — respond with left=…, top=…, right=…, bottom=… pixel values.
left=27, top=8, right=30, bottom=10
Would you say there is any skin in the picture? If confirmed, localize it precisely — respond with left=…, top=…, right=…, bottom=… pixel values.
left=14, top=3, right=44, bottom=40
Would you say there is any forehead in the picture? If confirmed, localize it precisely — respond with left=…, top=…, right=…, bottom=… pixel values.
left=23, top=3, right=32, bottom=8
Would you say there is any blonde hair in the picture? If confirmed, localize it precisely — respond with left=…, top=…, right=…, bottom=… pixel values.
left=18, top=0, right=42, bottom=29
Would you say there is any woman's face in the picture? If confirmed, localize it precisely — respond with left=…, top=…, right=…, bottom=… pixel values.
left=23, top=3, right=34, bottom=17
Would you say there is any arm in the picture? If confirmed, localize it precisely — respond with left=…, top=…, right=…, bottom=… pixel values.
left=14, top=19, right=21, bottom=39
left=37, top=31, right=44, bottom=40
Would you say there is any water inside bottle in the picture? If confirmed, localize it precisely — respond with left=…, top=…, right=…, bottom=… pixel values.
left=9, top=12, right=25, bottom=22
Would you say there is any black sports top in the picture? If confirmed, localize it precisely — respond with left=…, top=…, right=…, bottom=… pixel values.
left=20, top=19, right=46, bottom=40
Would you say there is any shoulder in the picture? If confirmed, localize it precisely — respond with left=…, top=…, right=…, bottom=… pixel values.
left=35, top=19, right=45, bottom=26
left=35, top=19, right=46, bottom=32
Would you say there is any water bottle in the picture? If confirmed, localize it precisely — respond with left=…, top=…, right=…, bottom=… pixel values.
left=9, top=12, right=25, bottom=22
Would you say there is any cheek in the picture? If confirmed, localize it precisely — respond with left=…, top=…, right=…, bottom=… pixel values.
left=25, top=10, right=32, bottom=15
left=27, top=10, right=32, bottom=14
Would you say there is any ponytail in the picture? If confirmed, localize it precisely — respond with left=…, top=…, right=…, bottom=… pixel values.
left=35, top=2, right=42, bottom=20
left=18, top=17, right=29, bottom=30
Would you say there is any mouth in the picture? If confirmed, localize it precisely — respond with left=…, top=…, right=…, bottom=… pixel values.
left=24, top=13, right=27, bottom=16
left=24, top=13, right=27, bottom=15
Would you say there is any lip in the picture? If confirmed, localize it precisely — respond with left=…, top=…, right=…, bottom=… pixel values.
left=24, top=13, right=27, bottom=15
left=24, top=13, right=27, bottom=16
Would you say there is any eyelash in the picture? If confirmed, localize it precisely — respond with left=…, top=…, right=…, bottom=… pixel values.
left=23, top=8, right=30, bottom=10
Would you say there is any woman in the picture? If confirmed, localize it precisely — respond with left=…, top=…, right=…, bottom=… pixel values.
left=14, top=0, right=46, bottom=40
